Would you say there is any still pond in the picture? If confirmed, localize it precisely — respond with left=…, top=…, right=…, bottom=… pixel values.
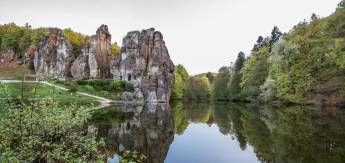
left=88, top=102, right=345, bottom=163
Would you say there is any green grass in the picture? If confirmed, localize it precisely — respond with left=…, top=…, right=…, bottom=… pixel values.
left=0, top=82, right=100, bottom=106
left=52, top=80, right=134, bottom=101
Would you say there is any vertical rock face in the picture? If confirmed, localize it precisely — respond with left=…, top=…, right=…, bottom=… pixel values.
left=114, top=28, right=175, bottom=102
left=31, top=25, right=175, bottom=101
left=70, top=47, right=90, bottom=79
left=34, top=28, right=73, bottom=79
left=89, top=24, right=112, bottom=79
left=24, top=45, right=38, bottom=69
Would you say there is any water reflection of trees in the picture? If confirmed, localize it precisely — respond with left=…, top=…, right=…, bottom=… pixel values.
left=171, top=102, right=345, bottom=163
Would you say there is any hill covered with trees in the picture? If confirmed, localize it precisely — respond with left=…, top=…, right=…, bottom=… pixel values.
left=213, top=1, right=345, bottom=106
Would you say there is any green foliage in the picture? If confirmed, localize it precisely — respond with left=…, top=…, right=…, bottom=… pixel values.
left=0, top=23, right=48, bottom=57
left=63, top=28, right=90, bottom=57
left=172, top=73, right=184, bottom=100
left=240, top=46, right=270, bottom=100
left=228, top=52, right=246, bottom=99
left=65, top=80, right=79, bottom=92
left=264, top=6, right=345, bottom=104
left=175, top=64, right=189, bottom=82
left=111, top=43, right=121, bottom=58
left=184, top=76, right=211, bottom=101
left=212, top=67, right=231, bottom=100
left=119, top=151, right=147, bottom=163
left=75, top=79, right=134, bottom=92
left=223, top=6, right=345, bottom=105
left=0, top=82, right=99, bottom=105
left=172, top=64, right=189, bottom=100
left=259, top=75, right=276, bottom=102
left=0, top=84, right=105, bottom=162
left=55, top=79, right=134, bottom=100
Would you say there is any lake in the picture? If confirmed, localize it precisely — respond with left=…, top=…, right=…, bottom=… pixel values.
left=88, top=102, right=345, bottom=163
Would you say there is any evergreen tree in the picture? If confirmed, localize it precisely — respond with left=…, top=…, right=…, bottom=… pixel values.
left=311, top=13, right=319, bottom=21
left=252, top=36, right=264, bottom=52
left=270, top=26, right=282, bottom=46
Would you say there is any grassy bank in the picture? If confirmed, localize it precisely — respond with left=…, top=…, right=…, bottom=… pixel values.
left=0, top=82, right=100, bottom=106
left=53, top=80, right=134, bottom=101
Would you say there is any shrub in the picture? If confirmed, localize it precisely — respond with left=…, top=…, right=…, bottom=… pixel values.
left=65, top=80, right=79, bottom=92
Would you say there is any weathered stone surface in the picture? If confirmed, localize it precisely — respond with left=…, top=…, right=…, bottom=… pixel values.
left=114, top=28, right=175, bottom=102
left=31, top=25, right=175, bottom=102
left=24, top=45, right=38, bottom=68
left=70, top=47, right=90, bottom=79
left=89, top=24, right=112, bottom=79
left=0, top=49, right=17, bottom=63
left=34, top=28, right=73, bottom=79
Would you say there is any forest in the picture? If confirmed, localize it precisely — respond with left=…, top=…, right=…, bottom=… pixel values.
left=173, top=1, right=345, bottom=106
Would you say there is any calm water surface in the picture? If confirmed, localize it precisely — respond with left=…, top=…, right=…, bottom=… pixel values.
left=88, top=102, right=345, bottom=163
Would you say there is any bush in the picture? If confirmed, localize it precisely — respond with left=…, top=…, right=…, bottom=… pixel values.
left=74, top=80, right=133, bottom=92
left=65, top=80, right=79, bottom=92
left=0, top=86, right=105, bottom=162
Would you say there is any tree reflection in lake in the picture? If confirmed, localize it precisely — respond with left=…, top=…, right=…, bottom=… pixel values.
left=88, top=102, right=345, bottom=163
left=170, top=102, right=345, bottom=163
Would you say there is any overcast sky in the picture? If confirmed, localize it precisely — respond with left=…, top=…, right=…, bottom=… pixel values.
left=0, top=0, right=340, bottom=74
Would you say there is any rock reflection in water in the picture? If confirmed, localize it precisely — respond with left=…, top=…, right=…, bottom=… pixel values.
left=89, top=102, right=345, bottom=163
left=90, top=103, right=174, bottom=163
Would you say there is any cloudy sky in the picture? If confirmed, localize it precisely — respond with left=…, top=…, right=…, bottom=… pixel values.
left=0, top=0, right=340, bottom=74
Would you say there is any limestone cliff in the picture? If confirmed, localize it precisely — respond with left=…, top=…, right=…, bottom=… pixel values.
left=70, top=47, right=90, bottom=79
left=112, top=28, right=175, bottom=102
left=0, top=49, right=17, bottom=63
left=89, top=24, right=112, bottom=79
left=34, top=28, right=73, bottom=79
left=31, top=25, right=175, bottom=102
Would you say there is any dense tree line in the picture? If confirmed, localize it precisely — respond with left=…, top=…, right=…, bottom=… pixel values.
left=213, top=2, right=345, bottom=106
left=0, top=23, right=49, bottom=58
left=172, top=64, right=214, bottom=101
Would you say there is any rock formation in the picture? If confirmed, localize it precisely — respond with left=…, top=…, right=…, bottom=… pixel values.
left=89, top=24, right=112, bottom=79
left=113, top=28, right=175, bottom=102
left=31, top=25, right=175, bottom=102
left=34, top=28, right=73, bottom=79
left=0, top=49, right=17, bottom=63
left=24, top=45, right=38, bottom=69
left=70, top=47, right=90, bottom=79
